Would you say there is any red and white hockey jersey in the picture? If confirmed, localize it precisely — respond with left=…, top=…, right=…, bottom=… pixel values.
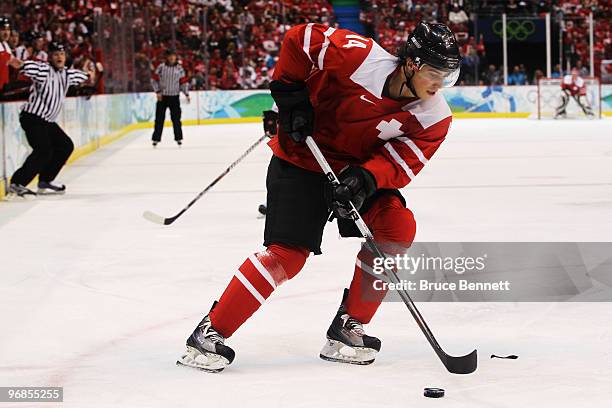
left=14, top=45, right=49, bottom=62
left=270, top=23, right=452, bottom=189
left=560, top=74, right=587, bottom=96
left=0, top=40, right=12, bottom=90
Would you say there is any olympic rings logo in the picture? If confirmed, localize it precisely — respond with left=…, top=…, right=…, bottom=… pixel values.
left=492, top=20, right=535, bottom=41
left=538, top=90, right=561, bottom=105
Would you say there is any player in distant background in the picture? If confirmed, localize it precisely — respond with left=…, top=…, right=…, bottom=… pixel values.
left=257, top=108, right=279, bottom=217
left=0, top=17, right=13, bottom=94
left=14, top=31, right=48, bottom=62
left=177, top=21, right=461, bottom=373
left=555, top=68, right=595, bottom=118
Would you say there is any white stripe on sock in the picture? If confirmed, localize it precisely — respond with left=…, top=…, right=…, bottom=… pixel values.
left=235, top=270, right=266, bottom=304
left=248, top=255, right=277, bottom=289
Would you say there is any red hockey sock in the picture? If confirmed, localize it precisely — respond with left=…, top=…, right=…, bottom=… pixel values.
left=209, top=243, right=309, bottom=338
left=345, top=246, right=388, bottom=323
left=345, top=194, right=416, bottom=323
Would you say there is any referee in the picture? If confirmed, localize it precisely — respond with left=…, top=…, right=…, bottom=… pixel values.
left=151, top=49, right=190, bottom=147
left=7, top=42, right=90, bottom=198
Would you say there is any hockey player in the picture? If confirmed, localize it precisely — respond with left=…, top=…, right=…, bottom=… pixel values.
left=178, top=22, right=461, bottom=372
left=0, top=17, right=12, bottom=93
left=256, top=108, right=279, bottom=217
left=14, top=31, right=48, bottom=62
left=555, top=68, right=595, bottom=118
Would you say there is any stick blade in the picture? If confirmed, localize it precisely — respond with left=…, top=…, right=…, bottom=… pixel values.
left=143, top=210, right=168, bottom=225
left=442, top=349, right=478, bottom=374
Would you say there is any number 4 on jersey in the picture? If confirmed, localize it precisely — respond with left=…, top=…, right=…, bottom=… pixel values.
left=343, top=34, right=369, bottom=49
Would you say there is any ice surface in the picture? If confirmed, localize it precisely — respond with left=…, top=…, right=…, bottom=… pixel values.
left=1, top=119, right=612, bottom=407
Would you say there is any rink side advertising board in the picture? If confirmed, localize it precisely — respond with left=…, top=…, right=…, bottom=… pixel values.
left=1, top=87, right=611, bottom=197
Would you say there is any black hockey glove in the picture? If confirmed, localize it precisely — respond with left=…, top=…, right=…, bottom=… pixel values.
left=326, top=166, right=377, bottom=219
left=269, top=80, right=313, bottom=143
left=262, top=110, right=278, bottom=137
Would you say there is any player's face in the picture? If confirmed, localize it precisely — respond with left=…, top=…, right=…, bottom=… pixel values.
left=0, top=27, right=10, bottom=41
left=9, top=31, right=18, bottom=46
left=411, top=65, right=445, bottom=100
left=33, top=38, right=44, bottom=50
left=50, top=51, right=66, bottom=69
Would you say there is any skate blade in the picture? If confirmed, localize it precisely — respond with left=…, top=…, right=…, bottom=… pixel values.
left=176, top=346, right=229, bottom=373
left=319, top=339, right=377, bottom=365
left=5, top=192, right=37, bottom=201
left=37, top=189, right=65, bottom=196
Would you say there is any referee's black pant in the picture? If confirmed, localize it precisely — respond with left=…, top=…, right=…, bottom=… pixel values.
left=152, top=95, right=183, bottom=142
left=11, top=112, right=74, bottom=187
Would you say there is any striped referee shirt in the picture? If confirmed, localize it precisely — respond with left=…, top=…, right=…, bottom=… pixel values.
left=20, top=61, right=89, bottom=122
left=151, top=63, right=189, bottom=96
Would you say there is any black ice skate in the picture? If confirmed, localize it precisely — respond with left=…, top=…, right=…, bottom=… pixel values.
left=177, top=305, right=235, bottom=373
left=37, top=181, right=66, bottom=195
left=176, top=140, right=182, bottom=147
left=7, top=183, right=37, bottom=198
left=320, top=289, right=381, bottom=365
left=152, top=141, right=158, bottom=148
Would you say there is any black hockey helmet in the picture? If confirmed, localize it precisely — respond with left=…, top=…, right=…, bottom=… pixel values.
left=398, top=22, right=462, bottom=87
left=0, top=16, right=11, bottom=29
left=30, top=31, right=44, bottom=41
left=48, top=41, right=66, bottom=53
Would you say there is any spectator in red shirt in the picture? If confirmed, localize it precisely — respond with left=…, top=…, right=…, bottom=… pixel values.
left=208, top=66, right=220, bottom=90
left=220, top=58, right=239, bottom=90
left=209, top=49, right=224, bottom=72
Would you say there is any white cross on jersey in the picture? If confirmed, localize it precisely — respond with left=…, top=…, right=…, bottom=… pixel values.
left=375, top=118, right=404, bottom=140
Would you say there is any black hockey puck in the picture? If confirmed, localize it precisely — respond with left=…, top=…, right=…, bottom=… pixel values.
left=424, top=388, right=445, bottom=398
left=491, top=354, right=518, bottom=359
left=258, top=204, right=267, bottom=215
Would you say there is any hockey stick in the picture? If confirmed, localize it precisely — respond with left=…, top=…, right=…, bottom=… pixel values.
left=305, top=136, right=477, bottom=374
left=143, top=134, right=268, bottom=225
